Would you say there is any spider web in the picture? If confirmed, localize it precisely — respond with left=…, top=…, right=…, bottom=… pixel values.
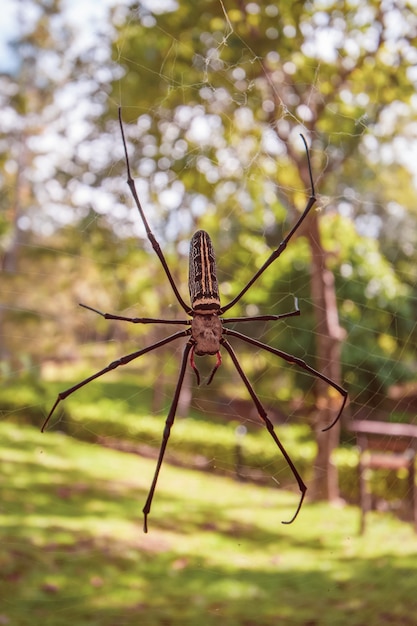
left=2, top=2, right=417, bottom=624
left=4, top=0, right=417, bottom=474
left=104, top=5, right=334, bottom=446
left=105, top=1, right=417, bottom=433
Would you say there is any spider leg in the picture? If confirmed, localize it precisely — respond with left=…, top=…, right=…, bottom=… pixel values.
left=142, top=341, right=193, bottom=533
left=206, top=351, right=222, bottom=385
left=79, top=303, right=190, bottom=326
left=41, top=329, right=190, bottom=432
left=118, top=108, right=191, bottom=315
left=223, top=327, right=348, bottom=430
left=223, top=297, right=300, bottom=324
left=189, top=344, right=201, bottom=385
left=221, top=338, right=306, bottom=524
left=221, top=136, right=316, bottom=315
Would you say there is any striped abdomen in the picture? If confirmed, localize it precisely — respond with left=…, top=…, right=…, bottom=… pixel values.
left=189, top=230, right=221, bottom=313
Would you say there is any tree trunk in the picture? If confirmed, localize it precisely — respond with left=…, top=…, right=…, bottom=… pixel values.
left=307, top=211, right=346, bottom=502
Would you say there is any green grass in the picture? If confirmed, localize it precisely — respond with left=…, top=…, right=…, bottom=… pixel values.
left=1, top=420, right=417, bottom=626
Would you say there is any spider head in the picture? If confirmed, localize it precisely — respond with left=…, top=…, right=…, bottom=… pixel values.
left=191, top=313, right=222, bottom=356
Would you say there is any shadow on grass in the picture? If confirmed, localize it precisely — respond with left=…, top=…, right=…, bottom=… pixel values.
left=2, top=525, right=417, bottom=626
left=1, top=422, right=417, bottom=626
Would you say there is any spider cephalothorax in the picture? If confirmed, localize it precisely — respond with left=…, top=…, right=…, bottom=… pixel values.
left=190, top=312, right=222, bottom=356
left=43, top=108, right=348, bottom=533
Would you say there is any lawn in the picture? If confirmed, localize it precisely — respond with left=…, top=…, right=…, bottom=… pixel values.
left=1, top=419, right=417, bottom=626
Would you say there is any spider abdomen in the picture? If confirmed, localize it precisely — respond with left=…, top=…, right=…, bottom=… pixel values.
left=189, top=230, right=221, bottom=313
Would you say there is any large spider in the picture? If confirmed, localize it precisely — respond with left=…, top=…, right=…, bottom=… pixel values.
left=43, top=109, right=348, bottom=533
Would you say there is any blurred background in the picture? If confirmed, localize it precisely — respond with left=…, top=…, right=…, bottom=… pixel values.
left=1, top=1, right=417, bottom=624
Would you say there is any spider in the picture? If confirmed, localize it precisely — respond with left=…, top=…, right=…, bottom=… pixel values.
left=42, top=108, right=348, bottom=533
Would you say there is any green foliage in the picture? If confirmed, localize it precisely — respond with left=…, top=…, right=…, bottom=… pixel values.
left=47, top=394, right=314, bottom=487
left=322, top=214, right=416, bottom=400
left=0, top=374, right=63, bottom=428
